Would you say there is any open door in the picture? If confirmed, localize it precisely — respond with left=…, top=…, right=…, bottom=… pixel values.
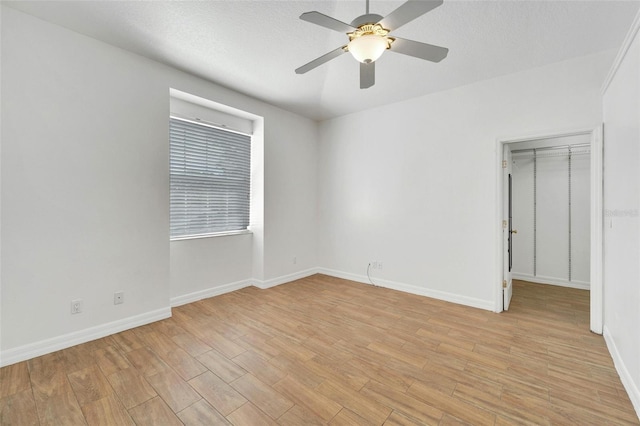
left=503, top=145, right=513, bottom=310
left=498, top=126, right=603, bottom=317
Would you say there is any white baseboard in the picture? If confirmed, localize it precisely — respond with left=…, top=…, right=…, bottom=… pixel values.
left=170, top=279, right=253, bottom=307
left=254, top=268, right=319, bottom=289
left=317, top=267, right=494, bottom=311
left=170, top=269, right=320, bottom=306
left=512, top=273, right=590, bottom=290
left=603, top=325, right=640, bottom=420
left=0, top=269, right=318, bottom=367
left=0, top=307, right=171, bottom=367
left=0, top=267, right=497, bottom=367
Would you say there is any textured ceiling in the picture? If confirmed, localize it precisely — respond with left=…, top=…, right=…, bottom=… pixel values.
left=6, top=0, right=640, bottom=121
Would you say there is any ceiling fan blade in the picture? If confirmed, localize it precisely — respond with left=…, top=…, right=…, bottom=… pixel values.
left=390, top=37, right=448, bottom=62
left=300, top=11, right=356, bottom=33
left=295, top=46, right=347, bottom=74
left=378, top=0, right=443, bottom=31
left=360, top=62, right=375, bottom=89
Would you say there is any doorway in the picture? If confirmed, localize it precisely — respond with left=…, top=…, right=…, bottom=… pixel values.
left=511, top=136, right=591, bottom=288
left=496, top=127, right=603, bottom=334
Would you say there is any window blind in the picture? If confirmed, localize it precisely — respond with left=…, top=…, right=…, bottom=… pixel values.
left=170, top=117, right=251, bottom=238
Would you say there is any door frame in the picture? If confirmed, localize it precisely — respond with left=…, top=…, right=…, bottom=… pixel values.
left=495, top=126, right=604, bottom=334
left=502, top=145, right=513, bottom=311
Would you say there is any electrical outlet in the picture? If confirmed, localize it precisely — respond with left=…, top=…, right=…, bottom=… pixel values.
left=114, top=291, right=124, bottom=305
left=293, top=256, right=297, bottom=265
left=71, top=299, right=83, bottom=314
left=378, top=262, right=383, bottom=270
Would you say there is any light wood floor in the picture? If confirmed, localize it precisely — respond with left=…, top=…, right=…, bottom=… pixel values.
left=1, top=275, right=638, bottom=425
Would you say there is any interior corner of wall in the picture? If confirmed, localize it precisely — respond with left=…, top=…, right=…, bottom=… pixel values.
left=250, top=116, right=265, bottom=282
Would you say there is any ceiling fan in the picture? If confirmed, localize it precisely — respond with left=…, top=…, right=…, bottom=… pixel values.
left=295, top=0, right=449, bottom=89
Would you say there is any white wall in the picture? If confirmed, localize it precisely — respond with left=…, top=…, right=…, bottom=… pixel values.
left=602, top=13, right=640, bottom=415
left=0, top=4, right=3, bottom=365
left=170, top=235, right=255, bottom=302
left=0, top=6, right=318, bottom=365
left=537, top=154, right=571, bottom=279
left=262, top=114, right=319, bottom=283
left=318, top=50, right=612, bottom=310
left=1, top=6, right=171, bottom=360
left=571, top=150, right=591, bottom=284
left=168, top=92, right=262, bottom=304
left=512, top=154, right=535, bottom=276
left=167, top=98, right=320, bottom=295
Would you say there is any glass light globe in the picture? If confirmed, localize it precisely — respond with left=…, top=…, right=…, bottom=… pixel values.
left=348, top=35, right=387, bottom=63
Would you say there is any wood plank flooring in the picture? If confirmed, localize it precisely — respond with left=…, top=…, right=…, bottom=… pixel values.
left=1, top=275, right=638, bottom=425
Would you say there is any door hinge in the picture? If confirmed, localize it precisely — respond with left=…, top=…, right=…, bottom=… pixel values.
left=502, top=160, right=507, bottom=169
left=502, top=220, right=507, bottom=229
left=502, top=280, right=507, bottom=288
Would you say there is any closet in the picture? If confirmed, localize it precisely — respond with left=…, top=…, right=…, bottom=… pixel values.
left=510, top=136, right=591, bottom=289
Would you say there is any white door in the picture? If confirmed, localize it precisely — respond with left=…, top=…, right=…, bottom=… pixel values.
left=503, top=145, right=514, bottom=310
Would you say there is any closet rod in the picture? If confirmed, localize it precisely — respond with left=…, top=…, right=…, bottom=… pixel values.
left=511, top=143, right=590, bottom=154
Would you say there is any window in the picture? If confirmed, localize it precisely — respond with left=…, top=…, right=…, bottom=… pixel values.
left=170, top=116, right=251, bottom=239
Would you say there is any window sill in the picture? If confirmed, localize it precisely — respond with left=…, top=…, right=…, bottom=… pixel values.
left=170, top=229, right=253, bottom=242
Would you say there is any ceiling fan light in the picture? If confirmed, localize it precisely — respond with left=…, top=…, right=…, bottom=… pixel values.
left=348, top=34, right=388, bottom=63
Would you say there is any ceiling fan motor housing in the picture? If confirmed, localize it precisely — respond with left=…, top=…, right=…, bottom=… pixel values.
left=346, top=17, right=394, bottom=63
left=350, top=13, right=383, bottom=27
